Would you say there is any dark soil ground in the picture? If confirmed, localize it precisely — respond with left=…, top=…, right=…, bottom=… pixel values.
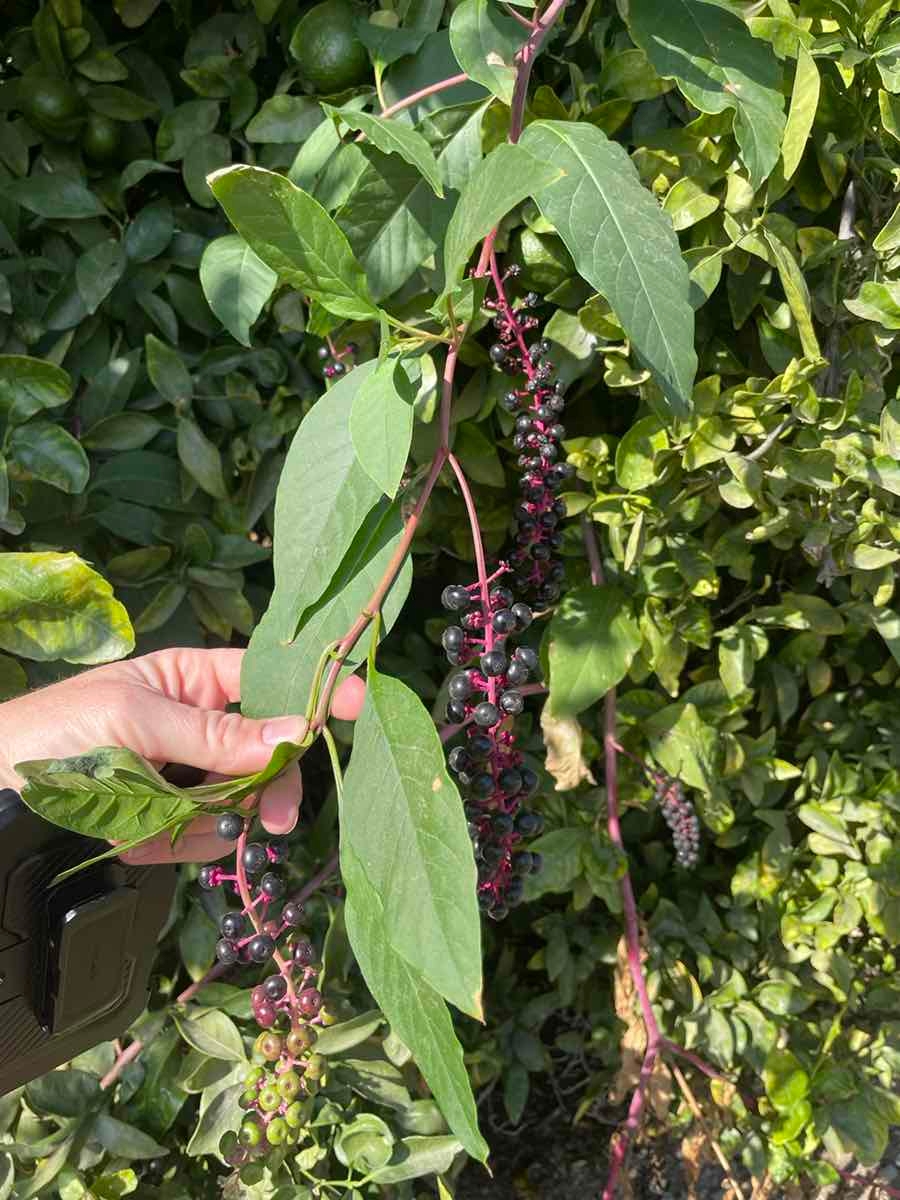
left=454, top=1085, right=900, bottom=1200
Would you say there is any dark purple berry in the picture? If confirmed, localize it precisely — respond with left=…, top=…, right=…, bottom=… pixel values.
left=264, top=974, right=288, bottom=1001
left=248, top=934, right=276, bottom=963
left=242, top=843, right=267, bottom=875
left=490, top=586, right=515, bottom=609
left=442, top=626, right=465, bottom=653
left=293, top=938, right=315, bottom=967
left=446, top=699, right=467, bottom=723
left=448, top=672, right=475, bottom=701
left=492, top=609, right=517, bottom=635
left=199, top=866, right=217, bottom=890
left=519, top=766, right=540, bottom=796
left=530, top=851, right=543, bottom=874
left=506, top=660, right=530, bottom=686
left=480, top=650, right=508, bottom=677
left=216, top=812, right=244, bottom=841
left=469, top=772, right=495, bottom=798
left=221, top=912, right=246, bottom=940
left=516, top=810, right=544, bottom=837
left=500, top=689, right=524, bottom=716
left=261, top=873, right=284, bottom=900
left=317, top=345, right=330, bottom=360
left=448, top=746, right=471, bottom=774
left=331, top=361, right=345, bottom=376
left=511, top=602, right=533, bottom=629
left=216, top=938, right=239, bottom=965
left=514, top=646, right=539, bottom=674
left=441, top=584, right=471, bottom=612
left=281, top=901, right=304, bottom=927
left=512, top=851, right=533, bottom=876
left=498, top=768, right=523, bottom=795
left=298, top=988, right=322, bottom=1017
left=467, top=732, right=493, bottom=759
left=489, top=343, right=508, bottom=364
left=492, top=812, right=515, bottom=836
left=474, top=702, right=501, bottom=728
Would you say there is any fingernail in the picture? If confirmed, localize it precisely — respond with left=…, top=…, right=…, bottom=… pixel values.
left=262, top=716, right=307, bottom=746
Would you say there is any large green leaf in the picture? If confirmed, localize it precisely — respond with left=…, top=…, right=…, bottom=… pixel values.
left=341, top=664, right=482, bottom=1019
left=199, top=234, right=278, bottom=346
left=5, top=175, right=106, bottom=219
left=442, top=142, right=562, bottom=291
left=349, top=358, right=415, bottom=498
left=546, top=584, right=642, bottom=717
left=626, top=0, right=785, bottom=186
left=16, top=748, right=196, bottom=842
left=208, top=164, right=379, bottom=321
left=322, top=105, right=444, bottom=198
left=177, top=417, right=228, bottom=500
left=0, top=552, right=134, bottom=664
left=342, top=840, right=487, bottom=1163
left=261, top=362, right=385, bottom=639
left=8, top=421, right=89, bottom=494
left=241, top=501, right=413, bottom=718
left=449, top=0, right=525, bottom=104
left=0, top=356, right=72, bottom=424
left=520, top=120, right=696, bottom=417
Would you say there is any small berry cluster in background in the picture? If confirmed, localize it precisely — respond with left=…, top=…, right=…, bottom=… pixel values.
left=317, top=339, right=357, bottom=380
left=441, top=580, right=544, bottom=921
left=198, top=815, right=327, bottom=1164
left=656, top=776, right=701, bottom=868
left=489, top=272, right=574, bottom=608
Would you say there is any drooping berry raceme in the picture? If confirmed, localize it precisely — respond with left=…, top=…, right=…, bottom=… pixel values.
left=656, top=776, right=701, bottom=868
left=197, top=821, right=330, bottom=1166
left=487, top=267, right=574, bottom=607
left=318, top=338, right=358, bottom=380
left=442, top=577, right=544, bottom=921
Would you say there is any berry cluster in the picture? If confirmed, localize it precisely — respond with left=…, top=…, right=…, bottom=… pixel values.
left=488, top=276, right=574, bottom=607
left=656, top=776, right=701, bottom=868
left=441, top=580, right=544, bottom=920
left=317, top=339, right=357, bottom=380
left=198, top=815, right=327, bottom=1166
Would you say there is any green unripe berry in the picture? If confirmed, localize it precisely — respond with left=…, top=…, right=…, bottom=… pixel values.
left=286, top=1025, right=316, bottom=1056
left=254, top=1032, right=283, bottom=1062
left=277, top=1070, right=301, bottom=1101
left=284, top=1100, right=304, bottom=1129
left=317, top=1004, right=337, bottom=1026
left=266, top=1117, right=288, bottom=1145
left=239, top=1119, right=263, bottom=1148
left=244, top=1067, right=264, bottom=1088
left=239, top=1089, right=258, bottom=1109
left=304, top=1053, right=325, bottom=1081
left=258, top=1085, right=281, bottom=1112
left=220, top=1131, right=239, bottom=1156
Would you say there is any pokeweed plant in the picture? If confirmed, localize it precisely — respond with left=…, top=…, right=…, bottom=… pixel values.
left=6, top=0, right=900, bottom=1197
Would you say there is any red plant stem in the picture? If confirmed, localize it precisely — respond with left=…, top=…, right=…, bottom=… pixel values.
left=177, top=962, right=228, bottom=1005
left=378, top=72, right=469, bottom=119
left=289, top=850, right=341, bottom=906
left=447, top=451, right=495, bottom=696
left=100, top=1038, right=144, bottom=1090
left=602, top=1045, right=657, bottom=1200
left=661, top=1040, right=731, bottom=1086
left=837, top=1170, right=900, bottom=1199
left=509, top=0, right=569, bottom=143
left=235, top=827, right=298, bottom=1012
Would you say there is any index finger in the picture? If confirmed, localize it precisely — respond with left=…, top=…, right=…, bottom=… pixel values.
left=131, top=647, right=245, bottom=709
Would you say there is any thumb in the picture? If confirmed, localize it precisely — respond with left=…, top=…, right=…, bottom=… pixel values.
left=134, top=694, right=308, bottom=777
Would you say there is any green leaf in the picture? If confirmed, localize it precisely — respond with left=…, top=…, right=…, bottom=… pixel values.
left=626, top=0, right=785, bottom=186
left=208, top=164, right=379, bottom=321
left=349, top=357, right=414, bottom=498
left=449, top=0, right=525, bottom=104
left=177, top=417, right=228, bottom=500
left=92, top=1116, right=168, bottom=1161
left=323, top=105, right=444, bottom=198
left=81, top=413, right=162, bottom=452
left=443, top=142, right=562, bottom=291
left=8, top=421, right=88, bottom=494
left=520, top=120, right=696, bottom=417
left=185, top=1081, right=244, bottom=1157
left=174, top=1011, right=247, bottom=1062
left=145, top=334, right=192, bottom=404
left=615, top=415, right=669, bottom=490
left=342, top=841, right=487, bottom=1162
left=313, top=1010, right=384, bottom=1055
left=5, top=175, right=106, bottom=219
left=156, top=99, right=220, bottom=162
left=0, top=551, right=133, bottom=664
left=199, top=235, right=277, bottom=346
left=781, top=43, right=819, bottom=180
left=87, top=85, right=158, bottom=120
left=0, top=355, right=72, bottom=423
left=246, top=95, right=321, bottom=144
left=241, top=501, right=412, bottom=717
left=370, top=1135, right=463, bottom=1183
left=546, top=584, right=642, bottom=717
left=0, top=1151, right=12, bottom=1200
left=26, top=1070, right=101, bottom=1118
left=342, top=664, right=483, bottom=1018
left=261, top=361, right=384, bottom=638
left=75, top=240, right=126, bottom=315
left=763, top=229, right=821, bottom=360
left=16, top=747, right=195, bottom=842
left=334, top=1114, right=394, bottom=1172
left=763, top=1049, right=809, bottom=1114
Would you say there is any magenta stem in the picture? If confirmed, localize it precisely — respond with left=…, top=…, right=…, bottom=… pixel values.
left=235, top=827, right=298, bottom=1014
left=602, top=1045, right=657, bottom=1200
left=836, top=1171, right=900, bottom=1198
left=508, top=0, right=569, bottom=144
left=289, top=850, right=341, bottom=906
left=100, top=1038, right=144, bottom=1090
left=379, top=72, right=469, bottom=119
left=447, top=451, right=495, bottom=703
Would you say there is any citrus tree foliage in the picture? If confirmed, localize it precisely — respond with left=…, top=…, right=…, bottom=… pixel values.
left=2, top=0, right=900, bottom=1197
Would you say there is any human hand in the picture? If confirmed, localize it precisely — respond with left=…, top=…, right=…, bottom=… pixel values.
left=0, top=647, right=364, bottom=865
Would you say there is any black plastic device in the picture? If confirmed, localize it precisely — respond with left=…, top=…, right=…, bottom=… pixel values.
left=0, top=788, right=175, bottom=1096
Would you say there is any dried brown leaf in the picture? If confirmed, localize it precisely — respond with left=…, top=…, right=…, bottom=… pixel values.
left=540, top=705, right=597, bottom=791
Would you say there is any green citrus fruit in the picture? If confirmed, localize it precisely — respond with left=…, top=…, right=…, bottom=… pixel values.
left=81, top=112, right=121, bottom=163
left=289, top=0, right=370, bottom=94
left=21, top=76, right=84, bottom=143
